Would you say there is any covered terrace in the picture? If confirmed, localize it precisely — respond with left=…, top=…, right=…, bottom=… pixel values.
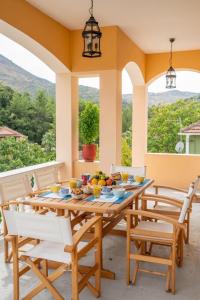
left=1, top=0, right=200, bottom=299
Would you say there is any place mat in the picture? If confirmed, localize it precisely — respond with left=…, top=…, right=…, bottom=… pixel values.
left=86, top=191, right=133, bottom=204
left=118, top=178, right=150, bottom=188
left=39, top=191, right=72, bottom=200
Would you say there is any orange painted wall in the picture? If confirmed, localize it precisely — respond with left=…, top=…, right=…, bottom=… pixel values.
left=1, top=0, right=145, bottom=75
left=71, top=26, right=146, bottom=75
left=1, top=0, right=71, bottom=70
left=117, top=28, right=145, bottom=77
left=146, top=50, right=200, bottom=83
left=145, top=153, right=200, bottom=189
left=71, top=26, right=118, bottom=72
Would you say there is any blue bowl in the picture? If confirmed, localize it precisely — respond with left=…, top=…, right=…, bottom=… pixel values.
left=59, top=188, right=69, bottom=196
left=112, top=188, right=126, bottom=198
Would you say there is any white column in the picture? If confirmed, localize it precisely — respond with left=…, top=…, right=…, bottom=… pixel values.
left=132, top=85, right=148, bottom=166
left=99, top=70, right=122, bottom=173
left=56, top=73, right=73, bottom=179
left=186, top=135, right=190, bottom=154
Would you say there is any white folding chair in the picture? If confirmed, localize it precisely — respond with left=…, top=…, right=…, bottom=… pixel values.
left=34, top=166, right=60, bottom=191
left=4, top=210, right=101, bottom=300
left=0, top=174, right=33, bottom=262
left=110, top=164, right=146, bottom=177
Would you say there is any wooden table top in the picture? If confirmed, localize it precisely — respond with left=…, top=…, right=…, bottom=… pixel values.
left=25, top=179, right=153, bottom=215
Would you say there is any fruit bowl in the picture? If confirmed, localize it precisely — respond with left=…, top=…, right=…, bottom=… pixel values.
left=71, top=193, right=84, bottom=200
left=71, top=188, right=84, bottom=199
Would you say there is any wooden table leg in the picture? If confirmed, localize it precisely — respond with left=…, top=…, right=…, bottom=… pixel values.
left=134, top=195, right=139, bottom=225
left=97, top=213, right=116, bottom=280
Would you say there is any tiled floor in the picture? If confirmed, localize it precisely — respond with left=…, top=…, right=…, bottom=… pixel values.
left=0, top=203, right=200, bottom=300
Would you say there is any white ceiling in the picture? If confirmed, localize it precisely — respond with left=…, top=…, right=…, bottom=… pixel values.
left=27, top=0, right=200, bottom=53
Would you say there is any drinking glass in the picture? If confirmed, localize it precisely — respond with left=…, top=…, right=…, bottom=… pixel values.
left=121, top=172, right=129, bottom=182
left=93, top=185, right=101, bottom=198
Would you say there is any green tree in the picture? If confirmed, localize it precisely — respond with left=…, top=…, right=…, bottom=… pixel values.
left=148, top=99, right=200, bottom=153
left=0, top=137, right=51, bottom=172
left=121, top=136, right=132, bottom=166
left=41, top=127, right=56, bottom=160
left=122, top=103, right=132, bottom=133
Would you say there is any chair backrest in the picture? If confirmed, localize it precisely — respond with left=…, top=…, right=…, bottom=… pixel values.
left=110, top=164, right=146, bottom=177
left=0, top=175, right=32, bottom=204
left=189, top=175, right=200, bottom=197
left=4, top=210, right=73, bottom=245
left=34, top=167, right=59, bottom=190
left=178, top=183, right=195, bottom=224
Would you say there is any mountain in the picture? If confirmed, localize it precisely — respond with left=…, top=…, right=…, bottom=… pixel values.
left=0, top=55, right=55, bottom=97
left=0, top=54, right=200, bottom=105
left=148, top=90, right=200, bottom=106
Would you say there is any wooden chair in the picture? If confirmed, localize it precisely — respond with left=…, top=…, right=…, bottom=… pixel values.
left=126, top=193, right=192, bottom=294
left=145, top=176, right=200, bottom=244
left=110, top=164, right=146, bottom=177
left=0, top=174, right=33, bottom=263
left=4, top=209, right=101, bottom=300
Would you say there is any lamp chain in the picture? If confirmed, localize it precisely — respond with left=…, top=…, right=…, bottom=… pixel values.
left=169, top=41, right=172, bottom=66
left=89, top=0, right=94, bottom=16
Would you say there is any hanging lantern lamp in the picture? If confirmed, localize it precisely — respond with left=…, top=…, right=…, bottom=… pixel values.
left=166, top=38, right=176, bottom=89
left=82, top=0, right=102, bottom=58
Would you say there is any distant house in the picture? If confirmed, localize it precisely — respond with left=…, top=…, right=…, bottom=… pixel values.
left=179, top=121, right=200, bottom=154
left=0, top=127, right=25, bottom=140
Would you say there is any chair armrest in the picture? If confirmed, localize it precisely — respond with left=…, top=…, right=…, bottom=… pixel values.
left=153, top=185, right=188, bottom=194
left=141, top=195, right=183, bottom=208
left=64, top=216, right=102, bottom=253
left=5, top=234, right=16, bottom=242
left=126, top=209, right=179, bottom=226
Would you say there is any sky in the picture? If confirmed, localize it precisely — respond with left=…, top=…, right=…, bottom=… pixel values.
left=1, top=33, right=200, bottom=94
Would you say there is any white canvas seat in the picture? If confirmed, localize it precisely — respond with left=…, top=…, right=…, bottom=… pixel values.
left=24, top=240, right=85, bottom=264
left=131, top=221, right=173, bottom=242
left=4, top=209, right=102, bottom=300
left=110, top=164, right=146, bottom=177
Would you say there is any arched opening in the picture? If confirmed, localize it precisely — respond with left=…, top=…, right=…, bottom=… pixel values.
left=0, top=21, right=70, bottom=172
left=121, top=61, right=145, bottom=166
left=147, top=70, right=200, bottom=155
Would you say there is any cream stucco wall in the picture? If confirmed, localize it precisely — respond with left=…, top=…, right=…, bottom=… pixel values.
left=145, top=153, right=200, bottom=189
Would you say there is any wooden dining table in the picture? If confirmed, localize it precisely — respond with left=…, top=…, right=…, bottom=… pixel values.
left=23, top=178, right=153, bottom=279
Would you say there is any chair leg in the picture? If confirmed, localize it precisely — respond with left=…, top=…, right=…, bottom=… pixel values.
left=185, top=212, right=190, bottom=244
left=166, top=266, right=171, bottom=292
left=24, top=257, right=64, bottom=300
left=171, top=243, right=176, bottom=294
left=72, top=252, right=79, bottom=300
left=94, top=220, right=101, bottom=297
left=12, top=237, right=19, bottom=300
left=41, top=259, right=48, bottom=276
left=132, top=261, right=139, bottom=285
left=4, top=238, right=9, bottom=263
left=3, top=217, right=9, bottom=263
left=126, top=237, right=131, bottom=285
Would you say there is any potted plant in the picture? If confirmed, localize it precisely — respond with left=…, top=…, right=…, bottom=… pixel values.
left=80, top=102, right=99, bottom=162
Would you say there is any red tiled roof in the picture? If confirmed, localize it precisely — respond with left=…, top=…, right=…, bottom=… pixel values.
left=0, top=127, right=25, bottom=138
left=181, top=121, right=200, bottom=134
